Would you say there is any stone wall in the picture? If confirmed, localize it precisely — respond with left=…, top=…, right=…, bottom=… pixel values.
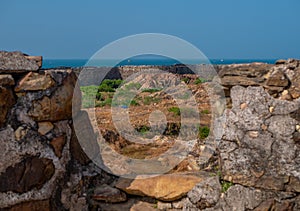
left=0, top=51, right=299, bottom=210
left=0, top=51, right=89, bottom=210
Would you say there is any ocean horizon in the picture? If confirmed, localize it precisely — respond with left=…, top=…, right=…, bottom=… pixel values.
left=42, top=58, right=280, bottom=69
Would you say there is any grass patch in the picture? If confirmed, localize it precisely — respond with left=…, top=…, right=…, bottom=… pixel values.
left=221, top=181, right=233, bottom=193
left=97, top=98, right=113, bottom=107
left=201, top=109, right=210, bottom=114
left=123, top=82, right=141, bottom=91
left=195, top=78, right=207, bottom=84
left=142, top=88, right=162, bottom=93
left=136, top=125, right=151, bottom=134
left=199, top=126, right=210, bottom=139
left=143, top=96, right=161, bottom=105
left=168, top=107, right=181, bottom=116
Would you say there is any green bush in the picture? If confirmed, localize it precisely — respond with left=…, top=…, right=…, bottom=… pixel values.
left=199, top=126, right=210, bottom=139
left=98, top=79, right=123, bottom=92
left=168, top=107, right=181, bottom=116
left=130, top=100, right=139, bottom=106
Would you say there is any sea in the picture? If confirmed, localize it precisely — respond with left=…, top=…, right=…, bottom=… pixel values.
left=42, top=58, right=279, bottom=69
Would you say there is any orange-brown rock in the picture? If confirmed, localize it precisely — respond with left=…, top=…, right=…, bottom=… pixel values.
left=38, top=122, right=54, bottom=135
left=5, top=200, right=50, bottom=211
left=28, top=71, right=80, bottom=121
left=0, top=156, right=55, bottom=193
left=15, top=72, right=55, bottom=92
left=50, top=136, right=66, bottom=158
left=115, top=172, right=208, bottom=201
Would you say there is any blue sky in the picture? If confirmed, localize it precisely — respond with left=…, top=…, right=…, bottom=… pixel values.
left=1, top=0, right=299, bottom=59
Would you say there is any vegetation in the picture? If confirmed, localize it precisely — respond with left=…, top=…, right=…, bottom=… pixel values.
left=221, top=180, right=233, bottom=192
left=143, top=96, right=161, bottom=105
left=168, top=107, right=181, bottom=116
left=201, top=109, right=210, bottom=114
left=181, top=77, right=190, bottom=84
left=137, top=125, right=151, bottom=134
left=98, top=79, right=123, bottom=92
left=199, top=126, right=210, bottom=139
left=142, top=88, right=162, bottom=93
left=195, top=78, right=207, bottom=84
left=130, top=99, right=139, bottom=106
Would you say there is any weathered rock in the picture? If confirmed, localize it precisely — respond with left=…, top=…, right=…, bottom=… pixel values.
left=0, top=74, right=15, bottom=86
left=0, top=156, right=55, bottom=193
left=265, top=69, right=289, bottom=87
left=288, top=67, right=300, bottom=99
left=130, top=201, right=157, bottom=211
left=15, top=72, right=56, bottom=92
left=275, top=59, right=286, bottom=65
left=38, top=121, right=54, bottom=135
left=0, top=86, right=15, bottom=127
left=15, top=125, right=28, bottom=141
left=187, top=176, right=221, bottom=209
left=0, top=51, right=41, bottom=72
left=223, top=185, right=274, bottom=210
left=157, top=201, right=172, bottom=210
left=50, top=135, right=66, bottom=158
left=92, top=184, right=127, bottom=203
left=115, top=172, right=209, bottom=201
left=28, top=70, right=80, bottom=121
left=218, top=63, right=271, bottom=90
left=3, top=200, right=51, bottom=211
left=220, top=86, right=300, bottom=192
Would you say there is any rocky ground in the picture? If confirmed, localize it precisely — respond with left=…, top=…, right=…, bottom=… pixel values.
left=0, top=51, right=299, bottom=210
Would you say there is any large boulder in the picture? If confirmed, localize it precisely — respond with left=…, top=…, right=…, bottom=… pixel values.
left=219, top=86, right=300, bottom=192
left=115, top=172, right=210, bottom=201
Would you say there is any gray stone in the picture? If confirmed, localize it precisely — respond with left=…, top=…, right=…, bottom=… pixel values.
left=219, top=86, right=300, bottom=192
left=187, top=176, right=221, bottom=209
left=0, top=51, right=40, bottom=72
left=0, top=74, right=14, bottom=86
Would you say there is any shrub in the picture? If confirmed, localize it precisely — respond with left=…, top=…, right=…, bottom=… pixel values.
left=98, top=79, right=123, bottom=92
left=199, top=126, right=210, bottom=139
left=130, top=100, right=139, bottom=106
